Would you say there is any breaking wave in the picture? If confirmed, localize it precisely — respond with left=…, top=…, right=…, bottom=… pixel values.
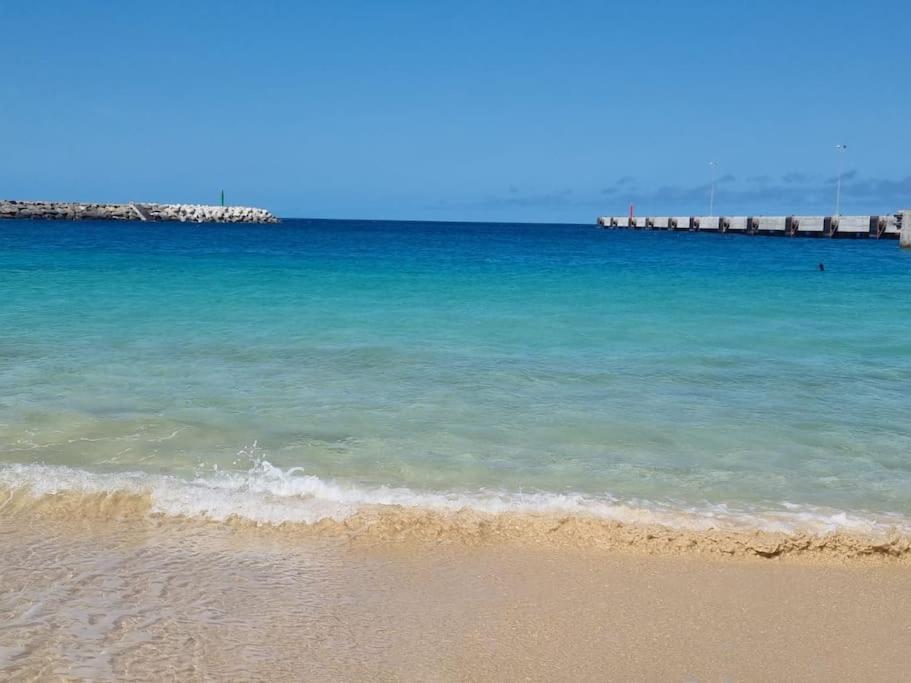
left=2, top=461, right=910, bottom=560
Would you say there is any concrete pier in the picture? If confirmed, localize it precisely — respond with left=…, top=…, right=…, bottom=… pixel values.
left=750, top=216, right=786, bottom=235
left=670, top=216, right=691, bottom=231
left=721, top=217, right=748, bottom=233
left=0, top=200, right=280, bottom=223
left=787, top=216, right=825, bottom=235
left=597, top=212, right=905, bottom=241
left=830, top=216, right=869, bottom=237
left=697, top=217, right=720, bottom=232
left=901, top=210, right=910, bottom=248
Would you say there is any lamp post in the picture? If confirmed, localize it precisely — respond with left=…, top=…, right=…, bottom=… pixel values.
left=708, top=161, right=717, bottom=218
left=834, top=144, right=847, bottom=216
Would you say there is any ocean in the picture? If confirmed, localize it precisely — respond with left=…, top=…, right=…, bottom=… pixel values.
left=2, top=218, right=910, bottom=537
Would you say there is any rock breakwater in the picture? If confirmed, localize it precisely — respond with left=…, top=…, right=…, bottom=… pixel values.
left=0, top=200, right=280, bottom=223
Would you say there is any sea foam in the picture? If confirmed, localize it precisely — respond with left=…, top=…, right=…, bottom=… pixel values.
left=1, top=461, right=908, bottom=539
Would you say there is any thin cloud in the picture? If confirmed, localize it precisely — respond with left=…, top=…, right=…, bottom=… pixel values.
left=782, top=171, right=810, bottom=184
left=481, top=189, right=576, bottom=208
left=436, top=173, right=910, bottom=218
left=825, top=169, right=859, bottom=184
left=598, top=173, right=910, bottom=215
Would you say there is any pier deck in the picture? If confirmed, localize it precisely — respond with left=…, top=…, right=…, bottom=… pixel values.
left=597, top=213, right=906, bottom=240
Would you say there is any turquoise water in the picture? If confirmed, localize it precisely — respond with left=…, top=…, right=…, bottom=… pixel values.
left=1, top=219, right=910, bottom=532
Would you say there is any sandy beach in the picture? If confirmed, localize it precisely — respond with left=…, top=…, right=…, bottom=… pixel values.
left=2, top=505, right=910, bottom=681
left=4, top=0, right=910, bottom=679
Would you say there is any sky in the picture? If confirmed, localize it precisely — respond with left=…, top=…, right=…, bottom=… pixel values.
left=0, top=0, right=909, bottom=223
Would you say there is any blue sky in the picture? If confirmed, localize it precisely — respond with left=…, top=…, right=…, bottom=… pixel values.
left=1, top=1, right=908, bottom=222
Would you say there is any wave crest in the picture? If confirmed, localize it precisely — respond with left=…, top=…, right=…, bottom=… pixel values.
left=1, top=461, right=910, bottom=560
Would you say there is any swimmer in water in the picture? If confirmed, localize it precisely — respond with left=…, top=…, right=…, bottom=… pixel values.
left=818, top=262, right=825, bottom=271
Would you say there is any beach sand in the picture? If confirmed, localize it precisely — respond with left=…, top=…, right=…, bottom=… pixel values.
left=2, top=509, right=910, bottom=681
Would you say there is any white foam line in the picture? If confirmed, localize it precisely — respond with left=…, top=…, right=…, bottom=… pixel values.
left=0, top=461, right=908, bottom=536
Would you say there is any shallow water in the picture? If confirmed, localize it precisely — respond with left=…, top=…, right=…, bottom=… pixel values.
left=1, top=219, right=910, bottom=533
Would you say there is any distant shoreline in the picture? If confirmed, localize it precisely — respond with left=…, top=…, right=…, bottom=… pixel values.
left=0, top=199, right=279, bottom=224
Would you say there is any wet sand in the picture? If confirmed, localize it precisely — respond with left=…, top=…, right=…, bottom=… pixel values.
left=2, top=513, right=910, bottom=681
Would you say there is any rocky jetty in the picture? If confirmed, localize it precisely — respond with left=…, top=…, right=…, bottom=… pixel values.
left=0, top=200, right=280, bottom=223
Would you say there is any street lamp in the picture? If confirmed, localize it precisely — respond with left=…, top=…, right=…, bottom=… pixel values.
left=834, top=144, right=847, bottom=216
left=708, top=161, right=717, bottom=218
